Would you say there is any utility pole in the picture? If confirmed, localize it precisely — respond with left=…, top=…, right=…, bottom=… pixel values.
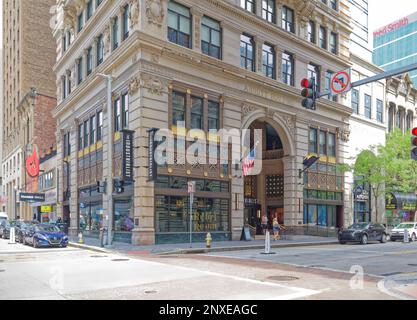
left=98, top=74, right=114, bottom=247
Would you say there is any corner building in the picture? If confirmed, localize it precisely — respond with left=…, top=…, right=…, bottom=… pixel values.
left=54, top=0, right=354, bottom=245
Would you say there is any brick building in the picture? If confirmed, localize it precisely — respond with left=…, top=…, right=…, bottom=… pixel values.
left=2, top=0, right=57, bottom=220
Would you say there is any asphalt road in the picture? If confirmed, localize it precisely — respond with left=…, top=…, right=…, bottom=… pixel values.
left=0, top=239, right=319, bottom=300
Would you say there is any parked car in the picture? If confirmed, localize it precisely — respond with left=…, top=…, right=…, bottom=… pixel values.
left=15, top=221, right=39, bottom=243
left=339, top=222, right=388, bottom=245
left=0, top=212, right=8, bottom=223
left=24, top=224, right=68, bottom=248
left=0, top=220, right=17, bottom=239
left=390, top=222, right=417, bottom=242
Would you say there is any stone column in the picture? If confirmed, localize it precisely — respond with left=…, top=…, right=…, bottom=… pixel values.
left=274, top=45, right=283, bottom=83
left=69, top=119, right=79, bottom=238
left=190, top=8, right=203, bottom=52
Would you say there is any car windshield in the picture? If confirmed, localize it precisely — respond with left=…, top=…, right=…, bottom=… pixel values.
left=396, top=223, right=415, bottom=229
left=36, top=225, right=60, bottom=233
left=349, top=223, right=369, bottom=230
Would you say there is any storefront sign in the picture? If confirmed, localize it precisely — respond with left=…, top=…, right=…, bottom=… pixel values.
left=386, top=194, right=397, bottom=210
left=403, top=203, right=416, bottom=211
left=244, top=198, right=258, bottom=205
left=121, top=129, right=135, bottom=182
left=148, top=128, right=158, bottom=182
left=19, top=193, right=45, bottom=203
left=41, top=205, right=52, bottom=213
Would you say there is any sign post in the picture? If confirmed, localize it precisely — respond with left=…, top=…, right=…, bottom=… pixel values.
left=188, top=181, right=196, bottom=248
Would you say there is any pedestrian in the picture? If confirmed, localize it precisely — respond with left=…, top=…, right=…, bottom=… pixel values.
left=261, top=214, right=268, bottom=235
left=273, top=218, right=281, bottom=241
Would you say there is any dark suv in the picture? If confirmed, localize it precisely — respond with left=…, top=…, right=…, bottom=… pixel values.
left=338, top=222, right=388, bottom=245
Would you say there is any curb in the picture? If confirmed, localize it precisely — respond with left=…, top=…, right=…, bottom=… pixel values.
left=156, top=240, right=338, bottom=255
left=69, top=240, right=338, bottom=255
left=69, top=242, right=111, bottom=254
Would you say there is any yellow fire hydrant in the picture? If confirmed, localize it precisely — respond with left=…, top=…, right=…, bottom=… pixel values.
left=78, top=232, right=85, bottom=244
left=205, top=233, right=212, bottom=248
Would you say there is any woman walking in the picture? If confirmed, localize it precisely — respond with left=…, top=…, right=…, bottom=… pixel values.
left=273, top=218, right=281, bottom=241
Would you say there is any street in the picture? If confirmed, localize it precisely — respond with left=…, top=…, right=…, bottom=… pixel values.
left=2, top=238, right=417, bottom=300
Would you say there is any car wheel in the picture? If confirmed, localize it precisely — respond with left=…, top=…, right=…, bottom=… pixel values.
left=360, top=234, right=368, bottom=245
left=33, top=239, right=38, bottom=248
left=380, top=234, right=387, bottom=243
left=412, top=233, right=416, bottom=242
left=339, top=241, right=346, bottom=245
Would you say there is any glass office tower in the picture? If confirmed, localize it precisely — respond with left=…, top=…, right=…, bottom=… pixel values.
left=373, top=12, right=417, bottom=87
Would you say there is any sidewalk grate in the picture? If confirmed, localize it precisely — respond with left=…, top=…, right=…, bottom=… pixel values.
left=111, top=258, right=130, bottom=262
left=267, top=276, right=299, bottom=282
left=90, top=255, right=108, bottom=258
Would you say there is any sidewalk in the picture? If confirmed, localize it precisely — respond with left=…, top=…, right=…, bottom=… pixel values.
left=69, top=235, right=338, bottom=255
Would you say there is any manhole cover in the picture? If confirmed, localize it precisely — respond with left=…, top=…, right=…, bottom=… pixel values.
left=145, top=290, right=158, bottom=294
left=111, top=258, right=130, bottom=262
left=408, top=264, right=417, bottom=267
left=0, top=269, right=5, bottom=272
left=308, top=265, right=326, bottom=268
left=267, top=276, right=299, bottom=282
left=90, top=255, right=108, bottom=258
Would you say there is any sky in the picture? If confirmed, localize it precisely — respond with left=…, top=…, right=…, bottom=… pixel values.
left=369, top=0, right=417, bottom=32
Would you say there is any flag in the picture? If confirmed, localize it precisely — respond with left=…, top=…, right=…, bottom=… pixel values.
left=242, top=148, right=256, bottom=177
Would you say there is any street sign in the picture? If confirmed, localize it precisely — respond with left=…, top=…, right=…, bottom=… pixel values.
left=331, top=70, right=351, bottom=95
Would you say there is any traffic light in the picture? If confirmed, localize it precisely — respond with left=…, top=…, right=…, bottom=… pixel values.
left=412, top=127, right=417, bottom=161
left=301, top=78, right=317, bottom=110
left=97, top=180, right=107, bottom=194
left=114, top=179, right=125, bottom=194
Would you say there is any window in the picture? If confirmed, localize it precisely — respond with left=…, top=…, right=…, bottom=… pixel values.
left=208, top=101, right=220, bottom=130
left=86, top=0, right=93, bottom=20
left=330, top=32, right=338, bottom=54
left=114, top=98, right=121, bottom=132
left=262, top=44, right=275, bottom=79
left=77, top=11, right=84, bottom=33
left=68, top=71, right=72, bottom=95
left=282, top=52, right=294, bottom=86
left=61, top=76, right=66, bottom=100
left=168, top=1, right=192, bottom=48
left=240, top=34, right=255, bottom=71
left=77, top=57, right=83, bottom=84
left=330, top=0, right=337, bottom=10
left=325, top=71, right=337, bottom=102
left=172, top=91, right=186, bottom=126
left=364, top=94, right=371, bottom=119
left=241, top=0, right=255, bottom=13
left=97, top=111, right=103, bottom=141
left=376, top=99, right=383, bottom=123
left=308, top=63, right=320, bottom=91
left=96, top=0, right=103, bottom=7
left=90, top=115, right=96, bottom=145
left=62, top=32, right=67, bottom=52
left=328, top=133, right=336, bottom=157
left=191, top=97, right=203, bottom=129
left=262, top=0, right=275, bottom=23
left=86, top=47, right=93, bottom=75
left=351, top=89, right=359, bottom=114
left=201, top=16, right=221, bottom=59
left=96, top=34, right=104, bottom=66
left=319, top=130, right=327, bottom=156
left=319, top=26, right=327, bottom=49
left=122, top=93, right=129, bottom=129
left=63, top=132, right=71, bottom=157
left=78, top=123, right=84, bottom=151
left=308, top=21, right=316, bottom=43
left=407, top=112, right=413, bottom=131
left=281, top=6, right=294, bottom=33
left=112, top=17, right=119, bottom=50
left=122, top=4, right=129, bottom=40
left=309, top=128, right=318, bottom=154
left=83, top=120, right=89, bottom=148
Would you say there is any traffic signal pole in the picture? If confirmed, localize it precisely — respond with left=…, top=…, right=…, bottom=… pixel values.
left=317, top=62, right=417, bottom=98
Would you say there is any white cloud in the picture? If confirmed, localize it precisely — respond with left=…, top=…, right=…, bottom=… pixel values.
left=369, top=0, right=417, bottom=32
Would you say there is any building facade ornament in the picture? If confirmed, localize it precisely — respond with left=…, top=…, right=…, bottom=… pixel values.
left=128, top=73, right=167, bottom=95
left=128, top=0, right=140, bottom=28
left=145, top=0, right=165, bottom=27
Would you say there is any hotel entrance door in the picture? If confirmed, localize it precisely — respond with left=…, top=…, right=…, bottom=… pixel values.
left=244, top=204, right=263, bottom=235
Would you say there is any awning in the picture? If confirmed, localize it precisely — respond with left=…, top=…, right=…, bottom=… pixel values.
left=386, top=193, right=417, bottom=211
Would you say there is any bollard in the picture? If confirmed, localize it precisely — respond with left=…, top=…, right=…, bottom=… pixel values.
left=404, top=229, right=409, bottom=243
left=205, top=233, right=212, bottom=248
left=265, top=231, right=270, bottom=254
left=8, top=227, right=16, bottom=245
left=78, top=232, right=85, bottom=244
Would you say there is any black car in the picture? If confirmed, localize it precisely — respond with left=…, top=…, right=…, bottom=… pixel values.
left=15, top=221, right=39, bottom=243
left=339, top=222, right=388, bottom=245
left=0, top=220, right=17, bottom=239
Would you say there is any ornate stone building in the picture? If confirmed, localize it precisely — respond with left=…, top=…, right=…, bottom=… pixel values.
left=53, top=0, right=354, bottom=245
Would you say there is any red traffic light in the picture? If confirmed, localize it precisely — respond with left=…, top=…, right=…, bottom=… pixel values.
left=301, top=78, right=314, bottom=88
left=412, top=127, right=417, bottom=136
left=301, top=88, right=314, bottom=98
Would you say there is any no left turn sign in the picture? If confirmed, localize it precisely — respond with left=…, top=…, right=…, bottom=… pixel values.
left=331, top=70, right=351, bottom=95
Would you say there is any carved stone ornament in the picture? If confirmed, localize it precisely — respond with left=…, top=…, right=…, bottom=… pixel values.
left=341, top=129, right=350, bottom=142
left=128, top=0, right=140, bottom=28
left=128, top=76, right=141, bottom=95
left=103, top=25, right=111, bottom=56
left=145, top=0, right=165, bottom=27
left=284, top=116, right=296, bottom=137
left=128, top=74, right=166, bottom=95
left=242, top=104, right=257, bottom=116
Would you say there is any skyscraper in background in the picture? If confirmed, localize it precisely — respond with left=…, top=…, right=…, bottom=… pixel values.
left=373, top=12, right=417, bottom=87
left=349, top=0, right=372, bottom=60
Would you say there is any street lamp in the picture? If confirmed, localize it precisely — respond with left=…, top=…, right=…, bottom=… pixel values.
left=97, top=73, right=114, bottom=248
left=14, top=185, right=19, bottom=220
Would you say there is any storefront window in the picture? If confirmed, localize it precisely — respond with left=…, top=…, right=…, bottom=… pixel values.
left=317, top=205, right=327, bottom=226
left=114, top=199, right=134, bottom=232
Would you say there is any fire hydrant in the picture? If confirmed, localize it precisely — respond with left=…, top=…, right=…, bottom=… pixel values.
left=78, top=232, right=85, bottom=244
left=205, top=233, right=212, bottom=248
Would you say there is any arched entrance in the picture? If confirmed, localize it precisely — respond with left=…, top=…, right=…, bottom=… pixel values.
left=243, top=118, right=290, bottom=235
